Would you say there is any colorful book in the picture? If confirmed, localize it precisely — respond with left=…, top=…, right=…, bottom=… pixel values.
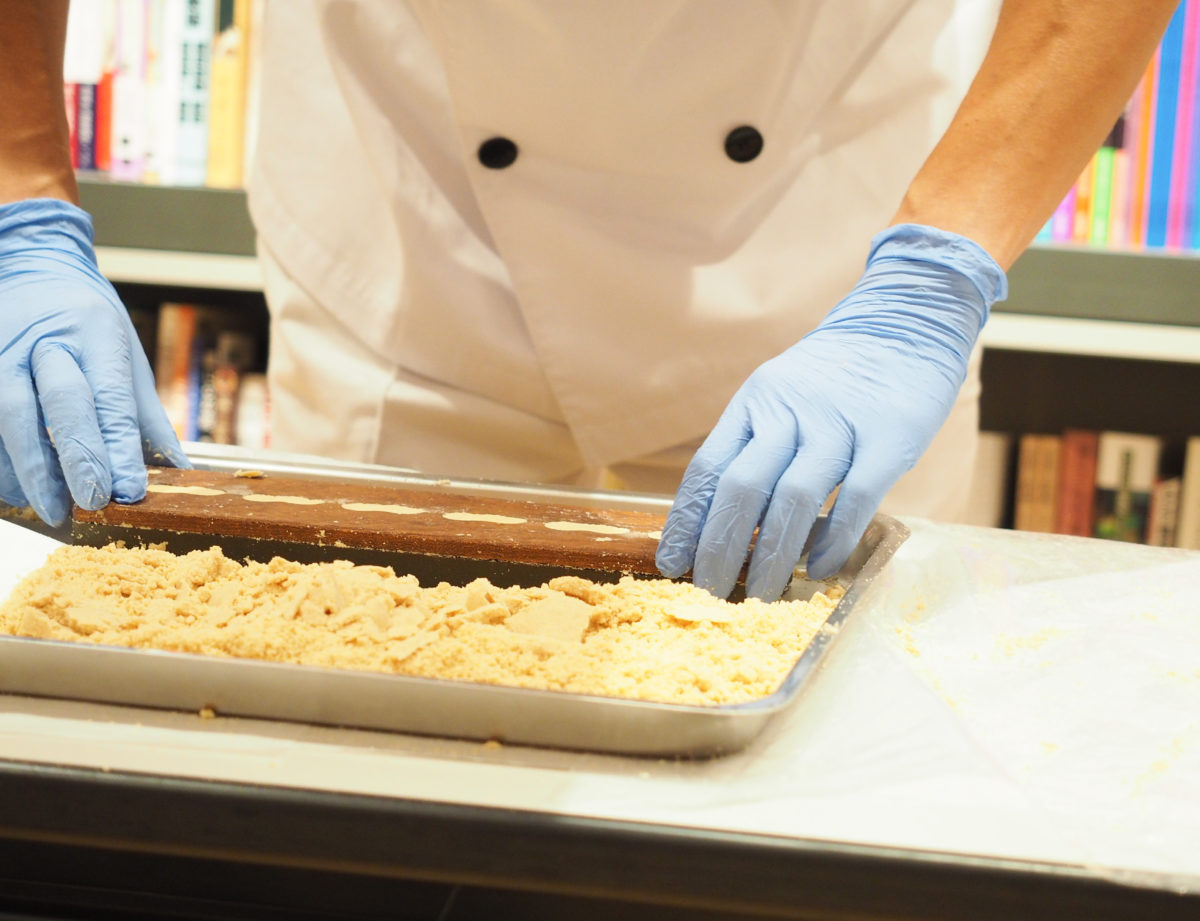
left=110, top=0, right=149, bottom=182
left=154, top=302, right=198, bottom=442
left=1145, top=2, right=1187, bottom=248
left=63, top=84, right=79, bottom=168
left=1167, top=0, right=1200, bottom=247
left=1092, top=432, right=1163, bottom=543
left=1050, top=186, right=1077, bottom=242
left=1147, top=476, right=1183, bottom=546
left=206, top=0, right=252, bottom=188
left=140, top=0, right=168, bottom=184
left=1130, top=50, right=1161, bottom=247
left=1115, top=70, right=1146, bottom=248
left=1071, top=156, right=1095, bottom=244
left=1054, top=429, right=1100, bottom=537
left=1188, top=2, right=1200, bottom=249
left=235, top=373, right=271, bottom=449
left=1089, top=120, right=1124, bottom=245
left=1176, top=435, right=1200, bottom=549
left=75, top=84, right=99, bottom=171
left=1108, top=142, right=1131, bottom=248
left=1014, top=434, right=1062, bottom=533
left=176, top=0, right=216, bottom=186
left=94, top=65, right=115, bottom=173
left=148, top=0, right=185, bottom=185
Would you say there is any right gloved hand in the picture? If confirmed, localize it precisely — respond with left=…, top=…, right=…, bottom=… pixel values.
left=0, top=198, right=189, bottom=527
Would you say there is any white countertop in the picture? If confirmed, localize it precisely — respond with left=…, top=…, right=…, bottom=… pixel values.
left=1, top=516, right=1198, bottom=892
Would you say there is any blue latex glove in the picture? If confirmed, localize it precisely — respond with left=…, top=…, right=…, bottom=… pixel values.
left=656, top=224, right=1007, bottom=601
left=0, top=198, right=189, bottom=527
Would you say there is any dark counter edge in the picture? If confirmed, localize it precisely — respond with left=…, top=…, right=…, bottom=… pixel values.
left=0, top=760, right=1196, bottom=921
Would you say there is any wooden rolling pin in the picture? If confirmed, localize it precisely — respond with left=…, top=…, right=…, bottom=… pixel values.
left=72, top=467, right=669, bottom=584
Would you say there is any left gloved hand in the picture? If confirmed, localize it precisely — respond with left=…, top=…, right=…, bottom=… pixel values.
left=656, top=223, right=1007, bottom=601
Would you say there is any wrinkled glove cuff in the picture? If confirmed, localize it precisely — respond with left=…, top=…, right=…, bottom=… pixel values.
left=868, top=223, right=1008, bottom=306
left=0, top=197, right=98, bottom=263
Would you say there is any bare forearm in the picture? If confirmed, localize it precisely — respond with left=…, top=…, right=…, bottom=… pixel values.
left=0, top=0, right=77, bottom=205
left=892, top=0, right=1178, bottom=269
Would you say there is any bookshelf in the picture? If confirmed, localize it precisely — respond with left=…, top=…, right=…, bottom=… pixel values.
left=80, top=178, right=1200, bottom=512
left=80, top=179, right=1200, bottom=365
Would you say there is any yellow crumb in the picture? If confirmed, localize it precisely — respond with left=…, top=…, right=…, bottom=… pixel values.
left=199, top=706, right=217, bottom=720
left=0, top=505, right=40, bottom=523
left=234, top=470, right=266, bottom=479
left=0, top=544, right=842, bottom=707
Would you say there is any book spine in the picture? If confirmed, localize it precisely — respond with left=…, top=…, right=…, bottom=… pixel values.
left=154, top=303, right=197, bottom=442
left=1167, top=0, right=1200, bottom=248
left=140, top=0, right=165, bottom=184
left=1147, top=477, right=1182, bottom=547
left=110, top=0, right=149, bottom=182
left=149, top=0, right=184, bottom=186
left=176, top=0, right=216, bottom=186
left=206, top=0, right=250, bottom=188
left=1188, top=3, right=1200, bottom=249
left=1176, top=435, right=1200, bottom=548
left=1108, top=145, right=1131, bottom=248
left=1130, top=50, right=1161, bottom=247
left=212, top=364, right=241, bottom=445
left=191, top=340, right=208, bottom=446
left=1051, top=186, right=1077, bottom=242
left=1054, top=429, right=1100, bottom=536
left=1089, top=144, right=1116, bottom=245
left=75, top=84, right=98, bottom=171
left=63, top=0, right=115, bottom=173
left=1145, top=2, right=1187, bottom=248
left=1093, top=432, right=1163, bottom=543
left=94, top=55, right=115, bottom=175
left=1014, top=434, right=1062, bottom=533
left=1071, top=155, right=1095, bottom=244
left=1115, top=72, right=1146, bottom=249
left=234, top=373, right=270, bottom=449
left=63, top=84, right=80, bottom=169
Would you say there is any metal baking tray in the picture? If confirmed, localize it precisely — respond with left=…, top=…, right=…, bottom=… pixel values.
left=0, top=451, right=907, bottom=757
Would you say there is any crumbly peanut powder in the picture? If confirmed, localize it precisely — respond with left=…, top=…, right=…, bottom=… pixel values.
left=0, top=543, right=842, bottom=706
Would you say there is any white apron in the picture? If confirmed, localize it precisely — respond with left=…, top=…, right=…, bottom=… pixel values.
left=248, top=0, right=999, bottom=515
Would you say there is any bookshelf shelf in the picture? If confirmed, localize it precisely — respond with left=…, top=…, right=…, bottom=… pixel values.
left=80, top=178, right=256, bottom=256
left=96, top=247, right=263, bottom=291
left=82, top=178, right=1200, bottom=319
left=82, top=180, right=1200, bottom=365
left=1008, top=244, right=1200, bottom=329
left=981, top=313, right=1200, bottom=364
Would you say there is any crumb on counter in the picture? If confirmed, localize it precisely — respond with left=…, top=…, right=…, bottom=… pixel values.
left=234, top=470, right=266, bottom=479
left=0, top=505, right=41, bottom=524
left=0, top=544, right=842, bottom=707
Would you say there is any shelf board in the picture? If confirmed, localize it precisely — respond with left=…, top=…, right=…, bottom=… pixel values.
left=79, top=177, right=256, bottom=256
left=93, top=247, right=1200, bottom=364
left=77, top=178, right=1200, bottom=359
left=96, top=247, right=263, bottom=291
left=980, top=312, right=1200, bottom=364
left=1005, top=244, right=1200, bottom=328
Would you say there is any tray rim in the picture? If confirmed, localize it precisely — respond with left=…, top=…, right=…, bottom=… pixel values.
left=0, top=513, right=909, bottom=756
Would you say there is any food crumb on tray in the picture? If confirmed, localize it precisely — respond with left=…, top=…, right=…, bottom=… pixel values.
left=0, top=544, right=842, bottom=706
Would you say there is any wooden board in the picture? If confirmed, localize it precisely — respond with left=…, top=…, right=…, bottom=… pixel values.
left=72, top=467, right=667, bottom=577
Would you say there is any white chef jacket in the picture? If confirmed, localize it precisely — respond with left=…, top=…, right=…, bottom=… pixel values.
left=248, top=1, right=1000, bottom=508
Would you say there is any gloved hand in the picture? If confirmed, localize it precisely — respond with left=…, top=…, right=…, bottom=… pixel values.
left=0, top=198, right=189, bottom=527
left=656, top=223, right=1007, bottom=601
